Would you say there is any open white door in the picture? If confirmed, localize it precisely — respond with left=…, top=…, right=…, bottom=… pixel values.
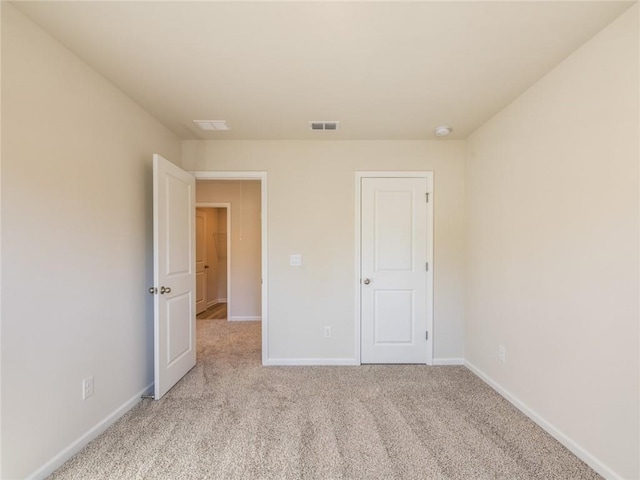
left=153, top=154, right=196, bottom=399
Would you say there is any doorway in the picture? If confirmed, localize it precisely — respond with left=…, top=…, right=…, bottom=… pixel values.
left=193, top=172, right=268, bottom=365
left=196, top=205, right=230, bottom=320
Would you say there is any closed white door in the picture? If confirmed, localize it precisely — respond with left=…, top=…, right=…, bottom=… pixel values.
left=361, top=177, right=431, bottom=364
left=195, top=210, right=207, bottom=314
left=153, top=154, right=196, bottom=399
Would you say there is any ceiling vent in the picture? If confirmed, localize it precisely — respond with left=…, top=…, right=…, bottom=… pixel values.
left=193, top=120, right=230, bottom=131
left=309, top=121, right=340, bottom=131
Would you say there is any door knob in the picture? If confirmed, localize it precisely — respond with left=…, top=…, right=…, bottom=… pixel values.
left=362, top=278, right=371, bottom=285
left=160, top=286, right=172, bottom=294
left=148, top=287, right=157, bottom=294
left=204, top=265, right=210, bottom=269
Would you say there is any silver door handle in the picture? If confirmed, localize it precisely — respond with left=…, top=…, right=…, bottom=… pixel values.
left=362, top=278, right=371, bottom=285
left=160, top=286, right=172, bottom=294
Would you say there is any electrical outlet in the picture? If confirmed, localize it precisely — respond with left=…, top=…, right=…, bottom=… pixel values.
left=83, top=376, right=94, bottom=400
left=323, top=326, right=332, bottom=338
left=498, top=345, right=506, bottom=363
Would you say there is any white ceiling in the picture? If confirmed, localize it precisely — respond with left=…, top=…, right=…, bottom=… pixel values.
left=13, top=1, right=635, bottom=140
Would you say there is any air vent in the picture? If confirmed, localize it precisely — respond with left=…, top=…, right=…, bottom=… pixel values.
left=309, top=121, right=340, bottom=131
left=193, top=120, right=230, bottom=131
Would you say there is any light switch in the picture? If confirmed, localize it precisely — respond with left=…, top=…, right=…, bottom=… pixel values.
left=289, top=254, right=302, bottom=266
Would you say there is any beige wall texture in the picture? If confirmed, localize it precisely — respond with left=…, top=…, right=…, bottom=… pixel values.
left=196, top=181, right=262, bottom=320
left=465, top=5, right=638, bottom=479
left=185, top=141, right=467, bottom=361
left=1, top=5, right=182, bottom=479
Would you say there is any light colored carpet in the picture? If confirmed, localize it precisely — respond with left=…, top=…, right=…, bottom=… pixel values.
left=49, top=320, right=600, bottom=480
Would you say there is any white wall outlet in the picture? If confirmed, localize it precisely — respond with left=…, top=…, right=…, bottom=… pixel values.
left=498, top=345, right=506, bottom=363
left=289, top=254, right=302, bottom=266
left=323, top=326, right=332, bottom=338
left=82, top=376, right=94, bottom=399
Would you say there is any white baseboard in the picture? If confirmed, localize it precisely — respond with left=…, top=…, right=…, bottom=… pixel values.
left=266, top=358, right=464, bottom=367
left=432, top=357, right=465, bottom=366
left=229, top=316, right=261, bottom=321
left=26, top=382, right=153, bottom=480
left=206, top=298, right=227, bottom=308
left=266, top=358, right=359, bottom=366
left=464, top=361, right=622, bottom=480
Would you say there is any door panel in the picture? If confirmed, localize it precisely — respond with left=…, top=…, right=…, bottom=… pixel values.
left=375, top=290, right=414, bottom=343
left=167, top=293, right=193, bottom=365
left=375, top=190, right=414, bottom=271
left=153, top=154, right=196, bottom=399
left=361, top=177, right=429, bottom=364
left=166, top=174, right=192, bottom=274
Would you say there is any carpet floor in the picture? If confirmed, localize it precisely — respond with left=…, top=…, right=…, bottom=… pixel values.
left=49, top=320, right=600, bottom=480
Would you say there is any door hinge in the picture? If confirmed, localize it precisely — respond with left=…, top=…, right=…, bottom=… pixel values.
left=426, top=331, right=429, bottom=340
left=426, top=262, right=429, bottom=272
left=425, top=192, right=430, bottom=203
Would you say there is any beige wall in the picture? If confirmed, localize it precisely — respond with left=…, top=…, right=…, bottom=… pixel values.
left=196, top=181, right=262, bottom=319
left=184, top=140, right=467, bottom=361
left=1, top=5, right=182, bottom=478
left=466, top=5, right=638, bottom=479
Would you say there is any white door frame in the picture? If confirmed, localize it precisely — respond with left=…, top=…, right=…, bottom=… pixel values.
left=355, top=171, right=434, bottom=365
left=191, top=171, right=268, bottom=365
left=195, top=203, right=231, bottom=315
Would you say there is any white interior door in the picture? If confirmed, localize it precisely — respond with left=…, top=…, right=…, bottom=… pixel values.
left=195, top=209, right=207, bottom=314
left=153, top=154, right=196, bottom=399
left=361, top=177, right=431, bottom=364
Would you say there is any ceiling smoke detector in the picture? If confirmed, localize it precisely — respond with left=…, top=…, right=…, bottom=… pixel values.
left=434, top=126, right=452, bottom=137
left=193, top=120, right=230, bottom=131
left=309, top=121, right=340, bottom=131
